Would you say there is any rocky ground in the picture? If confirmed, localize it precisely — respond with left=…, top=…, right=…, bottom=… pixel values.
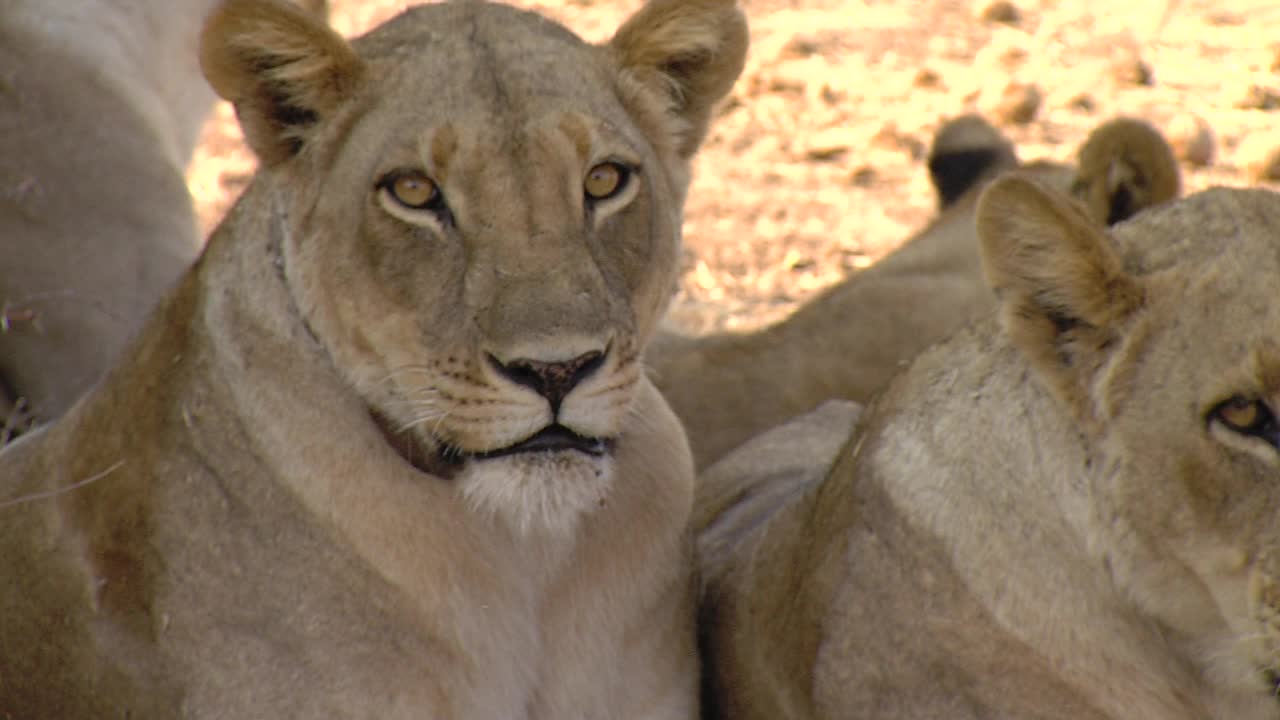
left=188, top=0, right=1280, bottom=334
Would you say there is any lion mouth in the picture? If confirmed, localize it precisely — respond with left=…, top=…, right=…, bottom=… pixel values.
left=474, top=425, right=611, bottom=460
left=371, top=411, right=610, bottom=478
left=370, top=409, right=464, bottom=478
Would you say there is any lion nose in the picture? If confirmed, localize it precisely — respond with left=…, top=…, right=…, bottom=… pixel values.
left=489, top=350, right=606, bottom=413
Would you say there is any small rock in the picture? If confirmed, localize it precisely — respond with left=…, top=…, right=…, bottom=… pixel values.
left=1239, top=134, right=1280, bottom=182
left=804, top=145, right=849, bottom=162
left=849, top=166, right=877, bottom=187
left=819, top=85, right=844, bottom=106
left=803, top=127, right=858, bottom=162
left=1166, top=114, right=1216, bottom=167
left=998, top=47, right=1029, bottom=68
left=871, top=124, right=925, bottom=160
left=781, top=36, right=822, bottom=59
left=1237, top=85, right=1280, bottom=111
left=1112, top=54, right=1154, bottom=86
left=979, top=0, right=1022, bottom=26
left=992, top=82, right=1042, bottom=125
left=913, top=68, right=943, bottom=89
left=1068, top=93, right=1097, bottom=113
left=1204, top=10, right=1243, bottom=26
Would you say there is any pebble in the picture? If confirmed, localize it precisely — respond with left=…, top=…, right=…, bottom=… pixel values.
left=992, top=82, right=1042, bottom=125
left=1237, top=85, right=1280, bottom=111
left=978, top=0, right=1022, bottom=26
left=1166, top=114, right=1216, bottom=167
left=1111, top=54, right=1154, bottom=87
left=1239, top=134, right=1280, bottom=182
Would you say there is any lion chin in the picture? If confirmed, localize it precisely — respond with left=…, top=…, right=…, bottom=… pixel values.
left=374, top=411, right=617, bottom=535
left=459, top=449, right=616, bottom=536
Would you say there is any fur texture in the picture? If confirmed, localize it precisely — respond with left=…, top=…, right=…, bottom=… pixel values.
left=650, top=115, right=1181, bottom=469
left=0, top=0, right=746, bottom=716
left=0, top=0, right=216, bottom=426
left=698, top=179, right=1280, bottom=719
left=0, top=0, right=328, bottom=431
left=1072, top=116, right=1181, bottom=226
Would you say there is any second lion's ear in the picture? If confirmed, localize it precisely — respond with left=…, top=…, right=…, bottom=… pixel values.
left=608, top=0, right=748, bottom=159
left=200, top=0, right=364, bottom=167
left=977, top=174, right=1145, bottom=425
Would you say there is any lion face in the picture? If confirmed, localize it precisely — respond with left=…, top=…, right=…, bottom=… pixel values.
left=981, top=179, right=1280, bottom=696
left=200, top=0, right=747, bottom=533
left=1100, top=192, right=1280, bottom=691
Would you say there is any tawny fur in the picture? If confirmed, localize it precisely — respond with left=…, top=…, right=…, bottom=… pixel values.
left=650, top=115, right=1181, bottom=469
left=1071, top=116, right=1181, bottom=226
left=699, top=179, right=1280, bottom=719
left=0, top=0, right=746, bottom=716
left=0, top=0, right=329, bottom=430
left=0, top=0, right=214, bottom=425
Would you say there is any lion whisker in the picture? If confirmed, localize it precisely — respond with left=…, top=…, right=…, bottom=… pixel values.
left=397, top=409, right=452, bottom=435
left=0, top=460, right=124, bottom=511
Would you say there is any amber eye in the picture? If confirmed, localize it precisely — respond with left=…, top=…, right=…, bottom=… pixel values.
left=381, top=170, right=442, bottom=210
left=1211, top=396, right=1276, bottom=436
left=584, top=162, right=630, bottom=201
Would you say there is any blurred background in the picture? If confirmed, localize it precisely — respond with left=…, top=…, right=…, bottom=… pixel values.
left=187, top=0, right=1280, bottom=333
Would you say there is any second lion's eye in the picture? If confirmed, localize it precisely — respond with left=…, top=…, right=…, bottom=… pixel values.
left=380, top=170, right=442, bottom=210
left=584, top=162, right=630, bottom=201
left=1211, top=396, right=1277, bottom=437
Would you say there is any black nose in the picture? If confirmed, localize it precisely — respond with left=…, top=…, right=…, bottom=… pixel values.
left=489, top=350, right=606, bottom=413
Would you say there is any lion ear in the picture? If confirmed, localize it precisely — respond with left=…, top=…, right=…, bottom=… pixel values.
left=977, top=175, right=1145, bottom=423
left=200, top=0, right=364, bottom=167
left=608, top=0, right=748, bottom=158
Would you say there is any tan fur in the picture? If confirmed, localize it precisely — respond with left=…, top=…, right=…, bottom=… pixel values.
left=1072, top=116, right=1181, bottom=226
left=0, top=0, right=329, bottom=430
left=699, top=179, right=1280, bottom=719
left=0, top=0, right=215, bottom=425
left=0, top=0, right=746, bottom=716
left=651, top=115, right=1180, bottom=469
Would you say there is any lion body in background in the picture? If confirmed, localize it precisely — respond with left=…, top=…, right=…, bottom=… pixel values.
left=0, top=0, right=222, bottom=425
left=652, top=115, right=1179, bottom=468
left=0, top=0, right=329, bottom=431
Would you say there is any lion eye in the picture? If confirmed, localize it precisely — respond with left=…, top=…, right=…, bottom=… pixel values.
left=380, top=170, right=442, bottom=210
left=1211, top=396, right=1276, bottom=436
left=584, top=162, right=630, bottom=201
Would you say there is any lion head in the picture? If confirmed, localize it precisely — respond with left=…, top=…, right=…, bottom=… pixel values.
left=201, top=0, right=746, bottom=533
left=983, top=178, right=1280, bottom=701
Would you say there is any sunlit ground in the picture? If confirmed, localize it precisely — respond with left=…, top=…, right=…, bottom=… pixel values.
left=189, top=0, right=1280, bottom=333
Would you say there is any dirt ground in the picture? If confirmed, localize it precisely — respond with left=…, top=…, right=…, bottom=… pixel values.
left=188, top=0, right=1280, bottom=334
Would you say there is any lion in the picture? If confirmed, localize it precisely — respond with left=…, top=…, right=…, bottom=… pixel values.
left=649, top=115, right=1181, bottom=469
left=0, top=0, right=327, bottom=434
left=0, top=0, right=747, bottom=716
left=697, top=177, right=1280, bottom=719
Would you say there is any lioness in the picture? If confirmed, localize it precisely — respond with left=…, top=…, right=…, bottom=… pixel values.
left=699, top=178, right=1280, bottom=719
left=650, top=115, right=1180, bottom=469
left=0, top=0, right=746, bottom=716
